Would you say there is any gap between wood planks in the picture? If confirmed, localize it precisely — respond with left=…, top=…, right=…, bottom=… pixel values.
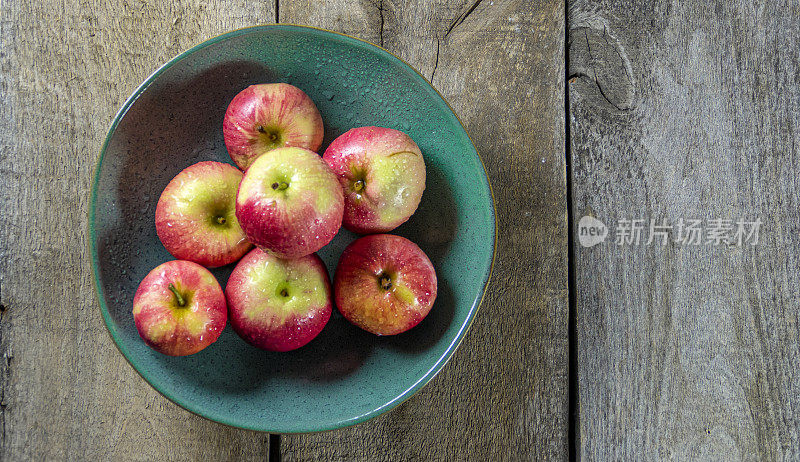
left=269, top=434, right=280, bottom=462
left=565, top=1, right=579, bottom=460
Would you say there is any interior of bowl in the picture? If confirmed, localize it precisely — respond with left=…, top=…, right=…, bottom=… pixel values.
left=89, top=25, right=495, bottom=433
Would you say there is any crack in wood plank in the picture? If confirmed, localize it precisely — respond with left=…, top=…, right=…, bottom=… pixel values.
left=430, top=38, right=440, bottom=82
left=444, top=0, right=483, bottom=40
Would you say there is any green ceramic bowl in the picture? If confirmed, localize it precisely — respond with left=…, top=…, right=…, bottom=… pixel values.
left=89, top=25, right=495, bottom=433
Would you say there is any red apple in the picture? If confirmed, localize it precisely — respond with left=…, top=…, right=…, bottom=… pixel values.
left=223, top=83, right=324, bottom=170
left=226, top=248, right=332, bottom=351
left=323, top=126, right=426, bottom=234
left=334, top=234, right=437, bottom=335
left=155, top=161, right=252, bottom=268
left=235, top=146, right=344, bottom=259
left=133, top=260, right=227, bottom=356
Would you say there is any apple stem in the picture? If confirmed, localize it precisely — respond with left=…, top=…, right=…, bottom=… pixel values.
left=379, top=274, right=392, bottom=290
left=353, top=180, right=365, bottom=192
left=216, top=216, right=226, bottom=225
left=168, top=283, right=186, bottom=307
left=271, top=182, right=289, bottom=191
left=257, top=125, right=278, bottom=142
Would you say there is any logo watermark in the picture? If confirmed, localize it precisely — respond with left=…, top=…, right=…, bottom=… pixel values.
left=578, top=216, right=609, bottom=248
left=578, top=217, right=762, bottom=248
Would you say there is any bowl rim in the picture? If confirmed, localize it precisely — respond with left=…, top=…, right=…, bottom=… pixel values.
left=87, top=23, right=497, bottom=434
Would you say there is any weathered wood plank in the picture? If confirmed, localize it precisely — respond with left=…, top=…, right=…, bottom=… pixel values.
left=281, top=0, right=569, bottom=460
left=569, top=0, right=800, bottom=459
left=0, top=0, right=274, bottom=459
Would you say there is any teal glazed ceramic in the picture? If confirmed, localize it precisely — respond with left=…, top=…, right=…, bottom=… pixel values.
left=89, top=25, right=495, bottom=433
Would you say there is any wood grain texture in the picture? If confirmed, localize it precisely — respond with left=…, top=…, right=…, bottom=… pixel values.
left=280, top=1, right=569, bottom=460
left=0, top=1, right=274, bottom=459
left=569, top=0, right=800, bottom=459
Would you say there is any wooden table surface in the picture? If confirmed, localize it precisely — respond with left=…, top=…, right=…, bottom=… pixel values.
left=1, top=0, right=798, bottom=460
